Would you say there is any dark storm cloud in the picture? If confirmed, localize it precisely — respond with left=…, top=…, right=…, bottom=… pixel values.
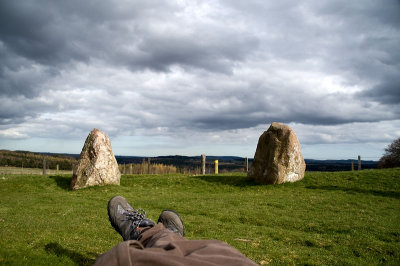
left=124, top=33, right=258, bottom=73
left=0, top=95, right=52, bottom=124
left=0, top=1, right=89, bottom=66
left=222, top=0, right=400, bottom=107
left=0, top=0, right=399, bottom=142
left=361, top=75, right=400, bottom=105
left=188, top=89, right=394, bottom=131
left=0, top=0, right=260, bottom=108
left=0, top=0, right=258, bottom=70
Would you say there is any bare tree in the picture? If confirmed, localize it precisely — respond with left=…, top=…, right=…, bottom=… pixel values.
left=378, top=137, right=400, bottom=168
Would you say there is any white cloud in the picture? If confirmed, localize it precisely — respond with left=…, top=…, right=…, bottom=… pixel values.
left=0, top=128, right=28, bottom=139
left=0, top=0, right=399, bottom=159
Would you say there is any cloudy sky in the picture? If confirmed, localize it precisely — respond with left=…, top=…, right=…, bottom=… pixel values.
left=0, top=0, right=399, bottom=160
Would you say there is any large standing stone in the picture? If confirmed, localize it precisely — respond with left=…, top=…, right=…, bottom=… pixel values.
left=248, top=122, right=306, bottom=184
left=70, top=129, right=121, bottom=189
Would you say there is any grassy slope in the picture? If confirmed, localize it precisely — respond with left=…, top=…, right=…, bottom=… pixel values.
left=0, top=169, right=399, bottom=265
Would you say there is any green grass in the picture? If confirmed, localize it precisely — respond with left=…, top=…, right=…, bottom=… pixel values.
left=0, top=169, right=399, bottom=265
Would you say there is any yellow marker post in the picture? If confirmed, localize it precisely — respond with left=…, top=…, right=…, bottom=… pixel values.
left=214, top=160, right=219, bottom=174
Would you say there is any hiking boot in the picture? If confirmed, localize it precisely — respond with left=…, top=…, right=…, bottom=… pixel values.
left=107, top=196, right=155, bottom=241
left=157, top=209, right=185, bottom=237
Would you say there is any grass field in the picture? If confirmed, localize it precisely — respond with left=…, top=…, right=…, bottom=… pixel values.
left=0, top=169, right=399, bottom=265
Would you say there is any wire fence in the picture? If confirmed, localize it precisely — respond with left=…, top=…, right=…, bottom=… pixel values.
left=0, top=166, right=73, bottom=176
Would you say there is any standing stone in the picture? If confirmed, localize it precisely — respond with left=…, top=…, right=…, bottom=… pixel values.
left=248, top=122, right=306, bottom=184
left=70, top=128, right=121, bottom=189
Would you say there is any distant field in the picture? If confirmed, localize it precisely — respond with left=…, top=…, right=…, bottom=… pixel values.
left=0, top=166, right=72, bottom=175
left=0, top=169, right=399, bottom=265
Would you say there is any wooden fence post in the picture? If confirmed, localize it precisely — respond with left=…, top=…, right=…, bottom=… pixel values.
left=351, top=161, right=354, bottom=171
left=148, top=158, right=151, bottom=174
left=43, top=158, right=46, bottom=175
left=245, top=157, right=249, bottom=172
left=129, top=164, right=133, bottom=175
left=358, top=155, right=361, bottom=171
left=56, top=164, right=59, bottom=175
left=201, top=154, right=206, bottom=175
left=214, top=160, right=218, bottom=174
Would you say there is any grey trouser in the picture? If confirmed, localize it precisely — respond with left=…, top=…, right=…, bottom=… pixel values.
left=95, top=223, right=258, bottom=266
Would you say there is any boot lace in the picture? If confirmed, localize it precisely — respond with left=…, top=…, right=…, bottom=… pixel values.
left=124, top=208, right=146, bottom=229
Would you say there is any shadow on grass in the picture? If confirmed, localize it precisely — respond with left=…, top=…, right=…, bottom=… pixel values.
left=49, top=175, right=72, bottom=190
left=306, top=185, right=400, bottom=199
left=45, top=242, right=96, bottom=265
left=194, top=174, right=261, bottom=187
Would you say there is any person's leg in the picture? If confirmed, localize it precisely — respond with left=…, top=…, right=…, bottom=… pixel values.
left=101, top=196, right=258, bottom=266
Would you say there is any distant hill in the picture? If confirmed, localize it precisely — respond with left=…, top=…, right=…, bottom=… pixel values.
left=0, top=150, right=377, bottom=172
left=305, top=159, right=377, bottom=171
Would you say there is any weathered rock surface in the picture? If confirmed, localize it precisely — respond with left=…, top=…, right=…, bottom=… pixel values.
left=248, top=122, right=306, bottom=184
left=70, top=129, right=120, bottom=189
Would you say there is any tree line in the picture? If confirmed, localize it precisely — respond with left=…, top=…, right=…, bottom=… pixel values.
left=0, top=150, right=77, bottom=170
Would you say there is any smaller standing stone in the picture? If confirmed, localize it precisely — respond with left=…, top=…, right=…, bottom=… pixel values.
left=70, top=129, right=121, bottom=189
left=248, top=122, right=306, bottom=184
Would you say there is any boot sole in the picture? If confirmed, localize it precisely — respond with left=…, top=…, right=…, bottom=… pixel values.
left=158, top=209, right=185, bottom=236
